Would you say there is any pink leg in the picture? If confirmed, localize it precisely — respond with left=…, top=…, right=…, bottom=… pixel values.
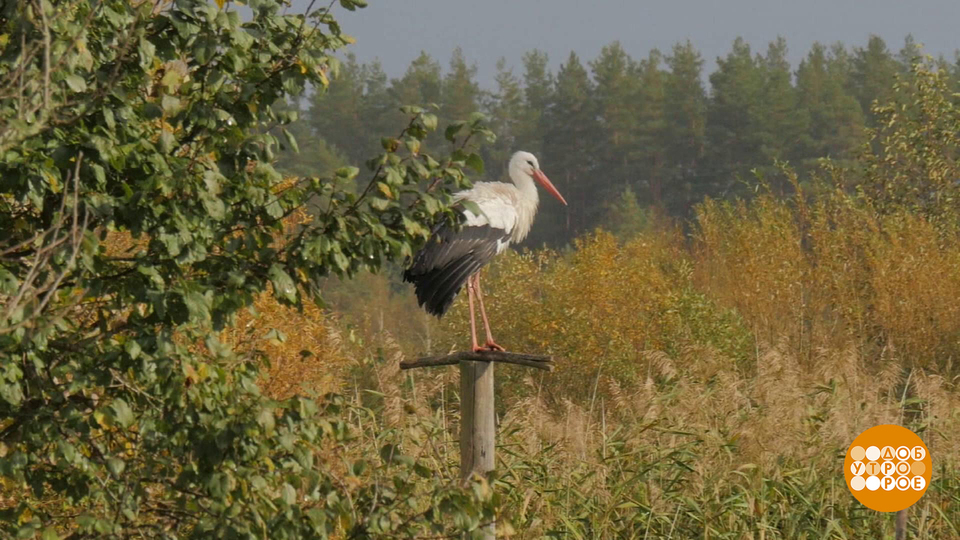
left=474, top=273, right=505, bottom=352
left=466, top=276, right=481, bottom=352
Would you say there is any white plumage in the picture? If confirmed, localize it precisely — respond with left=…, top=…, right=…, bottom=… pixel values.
left=403, top=151, right=567, bottom=351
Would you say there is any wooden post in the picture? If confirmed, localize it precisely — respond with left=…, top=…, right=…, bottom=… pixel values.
left=401, top=350, right=553, bottom=539
left=895, top=508, right=907, bottom=540
left=460, top=360, right=496, bottom=539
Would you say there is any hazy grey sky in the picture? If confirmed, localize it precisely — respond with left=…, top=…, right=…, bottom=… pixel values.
left=298, top=0, right=960, bottom=86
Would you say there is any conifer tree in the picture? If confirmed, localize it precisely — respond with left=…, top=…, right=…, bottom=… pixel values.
left=635, top=50, right=669, bottom=206
left=757, top=38, right=808, bottom=166
left=485, top=58, right=525, bottom=179
left=664, top=41, right=707, bottom=213
left=540, top=52, right=599, bottom=243
left=706, top=38, right=765, bottom=197
left=308, top=53, right=366, bottom=162
left=796, top=42, right=865, bottom=164
left=518, top=49, right=554, bottom=156
left=591, top=42, right=640, bottom=194
left=442, top=47, right=482, bottom=126
left=851, top=35, right=899, bottom=123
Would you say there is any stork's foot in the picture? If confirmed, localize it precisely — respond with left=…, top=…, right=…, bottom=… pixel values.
left=471, top=342, right=505, bottom=353
left=482, top=341, right=506, bottom=352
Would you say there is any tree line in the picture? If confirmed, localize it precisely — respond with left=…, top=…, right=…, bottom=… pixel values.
left=289, top=34, right=958, bottom=245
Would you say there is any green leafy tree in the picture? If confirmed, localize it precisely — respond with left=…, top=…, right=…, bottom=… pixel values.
left=0, top=1, right=495, bottom=537
left=948, top=51, right=960, bottom=90
left=858, top=64, right=960, bottom=220
left=934, top=53, right=959, bottom=92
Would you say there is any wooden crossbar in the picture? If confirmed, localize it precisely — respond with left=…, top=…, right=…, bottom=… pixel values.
left=399, top=350, right=554, bottom=371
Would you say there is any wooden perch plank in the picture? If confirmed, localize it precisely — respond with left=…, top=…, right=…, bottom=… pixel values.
left=400, top=350, right=554, bottom=371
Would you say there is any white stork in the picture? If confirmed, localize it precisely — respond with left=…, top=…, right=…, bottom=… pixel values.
left=403, top=151, right=567, bottom=352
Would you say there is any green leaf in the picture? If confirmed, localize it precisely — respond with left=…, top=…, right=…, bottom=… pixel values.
left=138, top=36, right=156, bottom=68
left=124, top=339, right=141, bottom=360
left=111, top=399, right=135, bottom=428
left=0, top=381, right=24, bottom=407
left=161, top=94, right=182, bottom=115
left=257, top=408, right=275, bottom=433
left=183, top=291, right=211, bottom=322
left=445, top=122, right=465, bottom=142
left=281, top=483, right=296, bottom=504
left=64, top=73, right=86, bottom=92
left=102, top=107, right=115, bottom=130
left=158, top=130, right=176, bottom=153
left=466, top=153, right=484, bottom=174
left=269, top=264, right=297, bottom=303
left=460, top=199, right=485, bottom=219
left=335, top=166, right=359, bottom=181
left=202, top=195, right=226, bottom=220
left=381, top=137, right=398, bottom=152
left=107, top=457, right=126, bottom=477
left=384, top=167, right=403, bottom=186
left=404, top=137, right=421, bottom=155
left=281, top=128, right=299, bottom=153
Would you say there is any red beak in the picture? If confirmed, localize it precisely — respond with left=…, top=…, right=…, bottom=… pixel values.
left=532, top=169, right=567, bottom=206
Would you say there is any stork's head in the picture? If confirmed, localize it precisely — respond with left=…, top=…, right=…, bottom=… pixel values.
left=509, top=151, right=567, bottom=206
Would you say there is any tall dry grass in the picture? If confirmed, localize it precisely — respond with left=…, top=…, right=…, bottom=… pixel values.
left=323, top=327, right=959, bottom=538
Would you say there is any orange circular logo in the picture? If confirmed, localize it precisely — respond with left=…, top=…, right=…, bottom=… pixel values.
left=844, top=425, right=931, bottom=512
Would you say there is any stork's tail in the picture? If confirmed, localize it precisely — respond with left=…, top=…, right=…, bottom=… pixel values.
left=403, top=222, right=507, bottom=317
left=402, top=256, right=476, bottom=317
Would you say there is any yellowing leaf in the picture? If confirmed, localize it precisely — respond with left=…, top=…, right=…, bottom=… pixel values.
left=183, top=363, right=198, bottom=383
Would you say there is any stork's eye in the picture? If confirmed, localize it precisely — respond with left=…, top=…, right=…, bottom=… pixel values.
left=527, top=160, right=534, bottom=167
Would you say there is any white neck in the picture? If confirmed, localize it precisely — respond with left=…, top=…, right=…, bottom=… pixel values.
left=508, top=164, right=540, bottom=242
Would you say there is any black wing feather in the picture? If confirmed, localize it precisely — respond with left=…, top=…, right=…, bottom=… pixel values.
left=403, top=223, right=510, bottom=317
